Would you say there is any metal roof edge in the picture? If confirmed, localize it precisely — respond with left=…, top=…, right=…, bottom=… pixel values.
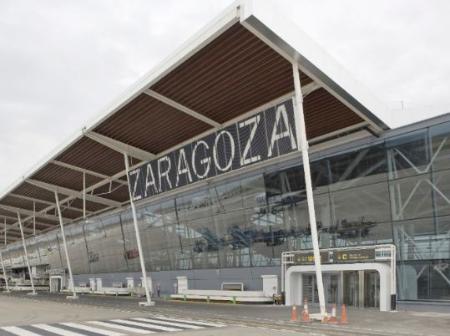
left=0, top=0, right=392, bottom=205
left=239, top=0, right=391, bottom=131
left=382, top=111, right=450, bottom=138
left=81, top=1, right=242, bottom=133
left=0, top=2, right=243, bottom=202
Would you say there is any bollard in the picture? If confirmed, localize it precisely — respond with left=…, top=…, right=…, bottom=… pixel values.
left=183, top=294, right=187, bottom=301
left=207, top=296, right=210, bottom=303
left=232, top=296, right=236, bottom=304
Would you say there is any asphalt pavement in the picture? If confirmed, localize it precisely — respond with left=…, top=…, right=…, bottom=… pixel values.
left=1, top=291, right=450, bottom=336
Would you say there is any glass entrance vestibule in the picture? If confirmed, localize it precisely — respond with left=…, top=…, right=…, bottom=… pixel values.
left=285, top=263, right=392, bottom=311
left=302, top=270, right=380, bottom=308
left=283, top=245, right=396, bottom=312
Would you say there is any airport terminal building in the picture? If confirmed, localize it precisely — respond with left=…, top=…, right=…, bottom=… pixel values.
left=0, top=1, right=449, bottom=307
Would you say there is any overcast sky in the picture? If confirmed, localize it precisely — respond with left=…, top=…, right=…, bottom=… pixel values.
left=1, top=0, right=449, bottom=191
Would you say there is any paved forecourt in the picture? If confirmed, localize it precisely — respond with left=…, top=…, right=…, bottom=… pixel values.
left=0, top=315, right=225, bottom=336
left=2, top=292, right=450, bottom=336
left=0, top=294, right=226, bottom=336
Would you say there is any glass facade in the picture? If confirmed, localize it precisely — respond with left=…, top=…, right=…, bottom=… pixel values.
left=3, top=118, right=450, bottom=301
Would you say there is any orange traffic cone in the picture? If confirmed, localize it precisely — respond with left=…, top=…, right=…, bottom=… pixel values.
left=301, top=299, right=311, bottom=323
left=340, top=304, right=348, bottom=324
left=328, top=304, right=338, bottom=324
left=291, top=305, right=298, bottom=321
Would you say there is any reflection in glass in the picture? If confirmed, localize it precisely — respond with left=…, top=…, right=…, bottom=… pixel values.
left=7, top=118, right=450, bottom=301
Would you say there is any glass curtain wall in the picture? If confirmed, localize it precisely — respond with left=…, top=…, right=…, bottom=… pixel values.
left=3, top=120, right=450, bottom=301
left=388, top=122, right=450, bottom=301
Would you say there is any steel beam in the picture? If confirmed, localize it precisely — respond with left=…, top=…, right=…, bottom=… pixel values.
left=144, top=89, right=221, bottom=128
left=3, top=229, right=28, bottom=238
left=2, top=237, right=18, bottom=244
left=0, top=161, right=142, bottom=237
left=51, top=160, right=111, bottom=180
left=301, top=81, right=321, bottom=97
left=1, top=221, right=23, bottom=236
left=85, top=131, right=155, bottom=162
left=308, top=121, right=369, bottom=145
left=10, top=193, right=94, bottom=214
left=27, top=179, right=121, bottom=208
left=3, top=216, right=39, bottom=233
left=11, top=193, right=63, bottom=208
left=0, top=204, right=67, bottom=223
left=9, top=193, right=52, bottom=206
left=51, top=160, right=127, bottom=186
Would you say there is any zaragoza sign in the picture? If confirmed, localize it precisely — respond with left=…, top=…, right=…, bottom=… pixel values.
left=128, top=98, right=299, bottom=201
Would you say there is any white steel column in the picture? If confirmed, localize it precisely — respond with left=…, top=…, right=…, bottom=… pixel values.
left=292, top=63, right=326, bottom=318
left=33, top=201, right=36, bottom=236
left=17, top=213, right=36, bottom=295
left=2, top=217, right=9, bottom=292
left=124, top=153, right=154, bottom=306
left=55, top=191, right=78, bottom=299
left=0, top=251, right=10, bottom=292
left=82, top=172, right=86, bottom=219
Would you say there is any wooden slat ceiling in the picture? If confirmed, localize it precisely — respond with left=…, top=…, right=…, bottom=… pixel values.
left=1, top=195, right=48, bottom=213
left=94, top=94, right=212, bottom=154
left=0, top=22, right=368, bottom=243
left=31, top=163, right=103, bottom=191
left=12, top=182, right=64, bottom=203
left=0, top=207, right=57, bottom=237
left=70, top=198, right=108, bottom=213
left=150, top=23, right=313, bottom=124
left=304, top=88, right=363, bottom=139
left=55, top=137, right=126, bottom=177
left=93, top=183, right=129, bottom=203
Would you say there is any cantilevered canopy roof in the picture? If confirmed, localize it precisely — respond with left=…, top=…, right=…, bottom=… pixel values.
left=0, top=0, right=389, bottom=244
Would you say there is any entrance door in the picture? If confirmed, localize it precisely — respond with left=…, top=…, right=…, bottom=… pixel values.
left=50, top=277, right=62, bottom=293
left=56, top=278, right=61, bottom=292
left=325, top=273, right=339, bottom=304
left=302, top=270, right=380, bottom=308
left=303, top=273, right=339, bottom=304
left=342, top=270, right=380, bottom=308
left=303, top=274, right=314, bottom=303
left=343, top=271, right=359, bottom=307
left=364, top=270, right=380, bottom=308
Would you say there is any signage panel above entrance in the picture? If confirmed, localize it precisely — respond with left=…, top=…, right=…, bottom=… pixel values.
left=289, top=246, right=393, bottom=266
left=129, top=98, right=299, bottom=201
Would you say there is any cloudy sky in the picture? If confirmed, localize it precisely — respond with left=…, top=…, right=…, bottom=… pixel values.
left=0, top=0, right=449, bottom=191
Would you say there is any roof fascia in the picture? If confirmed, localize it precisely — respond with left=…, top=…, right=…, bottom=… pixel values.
left=0, top=3, right=240, bottom=203
left=239, top=0, right=390, bottom=133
